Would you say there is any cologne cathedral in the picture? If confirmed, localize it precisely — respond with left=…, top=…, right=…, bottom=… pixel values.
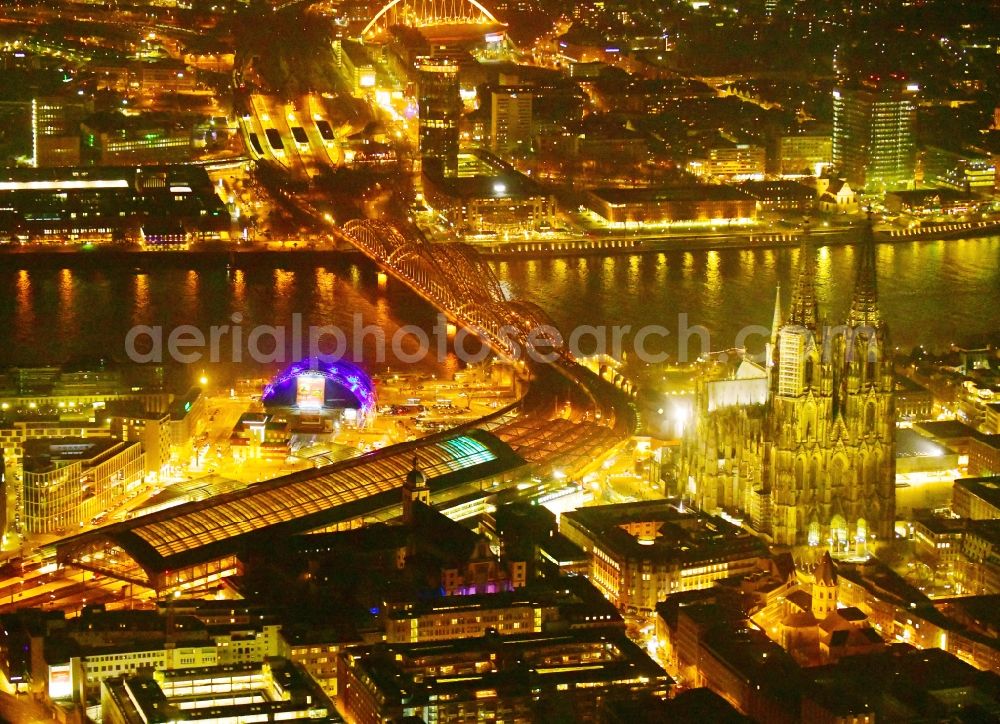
left=682, top=226, right=895, bottom=549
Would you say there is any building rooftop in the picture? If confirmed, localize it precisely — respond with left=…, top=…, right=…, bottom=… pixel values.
left=934, top=594, right=1000, bottom=638
left=954, top=476, right=1000, bottom=511
left=561, top=499, right=767, bottom=564
left=916, top=515, right=970, bottom=536
left=0, top=165, right=213, bottom=194
left=885, top=188, right=976, bottom=203
left=896, top=428, right=954, bottom=458
left=589, top=185, right=753, bottom=205
left=102, top=659, right=339, bottom=723
left=385, top=576, right=620, bottom=627
left=341, top=627, right=671, bottom=708
left=738, top=180, right=815, bottom=199
left=700, top=625, right=803, bottom=704
left=22, top=437, right=133, bottom=474
left=894, top=375, right=931, bottom=393
left=914, top=420, right=979, bottom=440
left=538, top=531, right=588, bottom=566
left=56, top=429, right=525, bottom=584
left=423, top=149, right=546, bottom=200
left=603, top=688, right=750, bottom=723
left=804, top=645, right=1000, bottom=721
left=973, top=434, right=1000, bottom=451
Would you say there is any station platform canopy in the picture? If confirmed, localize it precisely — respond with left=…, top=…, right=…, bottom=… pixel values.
left=56, top=429, right=524, bottom=591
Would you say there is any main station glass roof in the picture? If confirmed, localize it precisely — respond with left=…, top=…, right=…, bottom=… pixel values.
left=55, top=430, right=523, bottom=583
left=128, top=433, right=500, bottom=559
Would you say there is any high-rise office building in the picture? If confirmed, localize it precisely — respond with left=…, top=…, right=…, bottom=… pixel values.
left=32, top=97, right=87, bottom=168
left=417, top=57, right=461, bottom=177
left=832, top=80, right=916, bottom=191
left=490, top=87, right=533, bottom=154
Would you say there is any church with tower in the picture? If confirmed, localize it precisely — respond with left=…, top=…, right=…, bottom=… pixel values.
left=682, top=225, right=896, bottom=549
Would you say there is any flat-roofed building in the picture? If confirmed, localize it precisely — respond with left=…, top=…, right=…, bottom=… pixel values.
left=337, top=629, right=671, bottom=724
left=832, top=80, right=916, bottom=191
left=954, top=476, right=1000, bottom=519
left=895, top=375, right=934, bottom=421
left=971, top=435, right=1000, bottom=478
left=490, top=87, right=533, bottom=154
left=774, top=130, right=831, bottom=176
left=22, top=438, right=144, bottom=534
left=168, top=387, right=206, bottom=447
left=417, top=57, right=461, bottom=177
left=23, top=605, right=287, bottom=704
left=560, top=500, right=767, bottom=614
left=957, top=520, right=1000, bottom=595
left=585, top=185, right=757, bottom=227
left=32, top=97, right=87, bottom=168
left=100, top=659, right=336, bottom=724
left=690, top=141, right=766, bottom=179
left=111, top=411, right=172, bottom=478
left=884, top=188, right=979, bottom=216
left=913, top=516, right=967, bottom=567
left=0, top=165, right=227, bottom=243
left=738, top=180, right=815, bottom=214
left=339, top=40, right=377, bottom=95
left=914, top=420, right=979, bottom=459
left=801, top=647, right=1000, bottom=724
left=986, top=403, right=1000, bottom=435
left=895, top=428, right=959, bottom=476
left=133, top=60, right=197, bottom=95
left=922, top=145, right=995, bottom=193
left=82, top=116, right=192, bottom=165
left=894, top=428, right=959, bottom=517
left=422, top=149, right=554, bottom=237
left=382, top=576, right=621, bottom=644
left=283, top=627, right=359, bottom=700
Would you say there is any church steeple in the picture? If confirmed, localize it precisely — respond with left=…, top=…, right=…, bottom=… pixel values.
left=402, top=455, right=428, bottom=525
left=848, top=214, right=880, bottom=329
left=811, top=550, right=839, bottom=619
left=788, top=232, right=819, bottom=330
left=770, top=283, right=782, bottom=348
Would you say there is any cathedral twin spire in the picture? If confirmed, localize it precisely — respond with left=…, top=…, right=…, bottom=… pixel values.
left=847, top=217, right=881, bottom=329
left=787, top=233, right=819, bottom=330
left=777, top=218, right=881, bottom=334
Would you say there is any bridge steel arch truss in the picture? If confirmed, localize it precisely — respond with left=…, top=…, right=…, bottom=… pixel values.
left=341, top=219, right=561, bottom=359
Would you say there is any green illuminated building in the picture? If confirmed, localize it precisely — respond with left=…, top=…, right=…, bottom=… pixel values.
left=832, top=80, right=916, bottom=192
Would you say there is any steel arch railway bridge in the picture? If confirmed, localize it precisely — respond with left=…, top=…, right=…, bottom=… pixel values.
left=340, top=219, right=561, bottom=360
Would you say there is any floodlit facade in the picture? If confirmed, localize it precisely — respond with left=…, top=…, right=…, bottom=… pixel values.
left=560, top=501, right=767, bottom=615
left=683, top=226, right=896, bottom=547
left=585, top=185, right=757, bottom=227
left=22, top=438, right=144, bottom=534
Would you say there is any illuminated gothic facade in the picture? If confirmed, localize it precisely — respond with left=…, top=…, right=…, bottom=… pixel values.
left=683, top=227, right=895, bottom=548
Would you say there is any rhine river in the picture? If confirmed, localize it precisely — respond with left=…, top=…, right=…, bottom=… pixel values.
left=0, top=236, right=997, bottom=377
